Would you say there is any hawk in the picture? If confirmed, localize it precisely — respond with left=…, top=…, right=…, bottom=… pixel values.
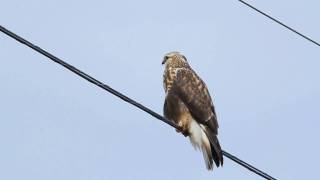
left=162, top=51, right=223, bottom=170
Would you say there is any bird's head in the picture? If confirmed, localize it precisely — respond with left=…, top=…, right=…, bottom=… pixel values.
left=162, top=51, right=189, bottom=68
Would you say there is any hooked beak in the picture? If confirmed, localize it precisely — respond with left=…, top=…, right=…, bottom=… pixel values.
left=162, top=59, right=166, bottom=65
left=162, top=56, right=168, bottom=65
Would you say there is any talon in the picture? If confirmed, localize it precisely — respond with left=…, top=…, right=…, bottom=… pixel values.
left=182, top=130, right=189, bottom=137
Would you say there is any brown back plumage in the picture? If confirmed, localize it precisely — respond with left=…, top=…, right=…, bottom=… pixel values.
left=163, top=52, right=223, bottom=169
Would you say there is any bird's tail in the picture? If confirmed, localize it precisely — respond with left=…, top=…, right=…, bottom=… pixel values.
left=188, top=120, right=223, bottom=170
left=205, top=127, right=223, bottom=168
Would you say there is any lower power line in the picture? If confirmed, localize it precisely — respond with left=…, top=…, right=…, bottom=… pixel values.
left=0, top=25, right=277, bottom=180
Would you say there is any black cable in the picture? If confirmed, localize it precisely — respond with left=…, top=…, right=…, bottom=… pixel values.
left=0, top=25, right=179, bottom=130
left=0, top=25, right=277, bottom=180
left=239, top=0, right=320, bottom=47
left=222, top=151, right=277, bottom=180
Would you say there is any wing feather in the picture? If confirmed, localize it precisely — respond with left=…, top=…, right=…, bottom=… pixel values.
left=170, top=68, right=219, bottom=134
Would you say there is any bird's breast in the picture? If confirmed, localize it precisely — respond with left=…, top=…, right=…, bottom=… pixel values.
left=163, top=67, right=177, bottom=93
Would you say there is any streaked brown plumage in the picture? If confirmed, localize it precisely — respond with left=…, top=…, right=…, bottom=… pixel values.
left=162, top=51, right=223, bottom=170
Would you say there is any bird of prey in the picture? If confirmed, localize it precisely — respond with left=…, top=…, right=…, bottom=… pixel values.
left=162, top=51, right=223, bottom=170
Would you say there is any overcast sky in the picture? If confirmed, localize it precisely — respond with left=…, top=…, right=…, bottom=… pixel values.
left=1, top=0, right=319, bottom=180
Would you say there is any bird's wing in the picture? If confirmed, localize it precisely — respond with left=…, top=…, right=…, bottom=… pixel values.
left=163, top=93, right=179, bottom=121
left=169, top=68, right=219, bottom=134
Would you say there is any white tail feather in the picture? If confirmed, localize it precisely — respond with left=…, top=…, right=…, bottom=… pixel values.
left=188, top=119, right=213, bottom=170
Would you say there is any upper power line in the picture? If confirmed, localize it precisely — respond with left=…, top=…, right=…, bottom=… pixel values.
left=239, top=0, right=320, bottom=47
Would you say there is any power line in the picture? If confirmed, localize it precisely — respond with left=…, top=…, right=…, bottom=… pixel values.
left=222, top=151, right=276, bottom=180
left=0, top=25, right=277, bottom=180
left=239, top=0, right=320, bottom=47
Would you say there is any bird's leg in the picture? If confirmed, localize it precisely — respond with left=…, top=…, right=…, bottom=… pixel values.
left=176, top=121, right=189, bottom=137
left=175, top=121, right=183, bottom=133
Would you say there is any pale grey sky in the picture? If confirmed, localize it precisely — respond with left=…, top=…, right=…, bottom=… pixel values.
left=1, top=0, right=319, bottom=179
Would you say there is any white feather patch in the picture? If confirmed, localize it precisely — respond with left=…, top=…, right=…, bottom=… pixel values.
left=188, top=120, right=203, bottom=149
left=188, top=119, right=212, bottom=169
